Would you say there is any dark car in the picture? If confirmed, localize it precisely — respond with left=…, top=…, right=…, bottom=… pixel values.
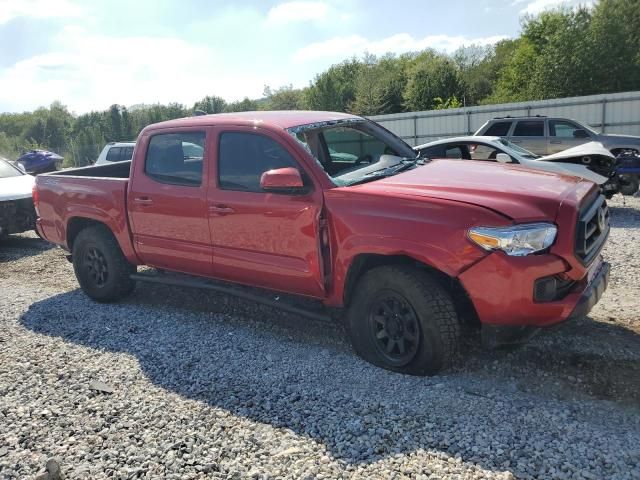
left=17, top=149, right=63, bottom=174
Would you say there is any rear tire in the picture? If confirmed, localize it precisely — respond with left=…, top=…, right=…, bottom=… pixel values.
left=72, top=225, right=136, bottom=302
left=346, top=265, right=459, bottom=375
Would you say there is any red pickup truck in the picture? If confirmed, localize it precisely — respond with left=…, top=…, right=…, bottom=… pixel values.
left=35, top=111, right=610, bottom=374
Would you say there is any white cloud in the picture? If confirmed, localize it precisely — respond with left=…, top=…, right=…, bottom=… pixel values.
left=513, top=0, right=595, bottom=15
left=0, top=0, right=82, bottom=24
left=266, top=1, right=330, bottom=24
left=0, top=26, right=266, bottom=113
left=293, top=33, right=508, bottom=62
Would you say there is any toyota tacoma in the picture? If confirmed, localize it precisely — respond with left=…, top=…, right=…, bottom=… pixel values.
left=34, top=111, right=610, bottom=374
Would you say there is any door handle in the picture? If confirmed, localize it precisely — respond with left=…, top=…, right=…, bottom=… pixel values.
left=209, top=204, right=235, bottom=215
left=133, top=196, right=154, bottom=206
left=550, top=140, right=562, bottom=144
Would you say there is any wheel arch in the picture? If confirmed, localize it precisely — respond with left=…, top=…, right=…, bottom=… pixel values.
left=65, top=216, right=140, bottom=265
left=343, top=253, right=480, bottom=327
left=66, top=217, right=107, bottom=251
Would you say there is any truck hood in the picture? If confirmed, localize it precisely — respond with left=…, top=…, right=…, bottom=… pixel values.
left=349, top=159, right=581, bottom=221
left=0, top=174, right=35, bottom=201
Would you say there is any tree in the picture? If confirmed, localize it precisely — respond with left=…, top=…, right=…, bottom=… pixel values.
left=193, top=95, right=227, bottom=114
left=588, top=0, right=640, bottom=94
left=108, top=104, right=123, bottom=141
left=305, top=59, right=363, bottom=112
left=262, top=85, right=306, bottom=110
left=224, top=97, right=259, bottom=112
left=403, top=51, right=462, bottom=111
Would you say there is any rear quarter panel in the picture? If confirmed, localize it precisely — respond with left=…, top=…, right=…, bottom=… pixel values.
left=36, top=175, right=139, bottom=263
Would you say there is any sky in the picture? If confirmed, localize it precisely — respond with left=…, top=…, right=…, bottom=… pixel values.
left=0, top=0, right=593, bottom=114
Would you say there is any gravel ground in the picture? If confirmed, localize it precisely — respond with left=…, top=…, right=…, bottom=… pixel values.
left=1, top=196, right=639, bottom=479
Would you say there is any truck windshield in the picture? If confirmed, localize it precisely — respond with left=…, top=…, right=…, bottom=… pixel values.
left=0, top=159, right=23, bottom=178
left=287, top=119, right=417, bottom=186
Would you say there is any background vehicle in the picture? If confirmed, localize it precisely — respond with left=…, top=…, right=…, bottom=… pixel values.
left=415, top=136, right=617, bottom=195
left=475, top=116, right=640, bottom=156
left=16, top=149, right=63, bottom=174
left=615, top=150, right=640, bottom=196
left=34, top=111, right=610, bottom=375
left=95, top=142, right=135, bottom=165
left=0, top=157, right=36, bottom=237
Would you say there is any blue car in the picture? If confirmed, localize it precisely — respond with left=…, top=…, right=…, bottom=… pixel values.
left=615, top=151, right=640, bottom=196
left=16, top=149, right=63, bottom=175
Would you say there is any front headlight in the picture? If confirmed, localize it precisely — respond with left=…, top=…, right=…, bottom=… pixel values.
left=468, top=223, right=557, bottom=256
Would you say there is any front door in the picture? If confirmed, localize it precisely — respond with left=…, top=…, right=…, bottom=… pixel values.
left=127, top=128, right=212, bottom=276
left=208, top=128, right=325, bottom=298
left=547, top=119, right=591, bottom=154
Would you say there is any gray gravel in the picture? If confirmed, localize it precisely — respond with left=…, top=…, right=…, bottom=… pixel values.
left=1, top=196, right=639, bottom=479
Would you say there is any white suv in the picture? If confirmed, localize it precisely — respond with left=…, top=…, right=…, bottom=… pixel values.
left=95, top=142, right=135, bottom=165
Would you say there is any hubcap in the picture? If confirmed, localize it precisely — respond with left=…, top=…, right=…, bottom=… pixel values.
left=84, top=247, right=108, bottom=287
left=369, top=291, right=420, bottom=366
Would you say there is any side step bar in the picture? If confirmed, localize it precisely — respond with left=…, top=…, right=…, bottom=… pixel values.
left=130, top=273, right=333, bottom=323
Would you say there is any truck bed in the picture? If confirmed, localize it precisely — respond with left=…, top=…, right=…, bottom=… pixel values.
left=35, top=163, right=136, bottom=261
left=50, top=160, right=131, bottom=179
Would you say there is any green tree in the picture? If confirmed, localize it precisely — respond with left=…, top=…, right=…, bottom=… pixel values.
left=224, top=97, right=259, bottom=112
left=403, top=51, right=462, bottom=111
left=305, top=59, right=363, bottom=111
left=193, top=95, right=227, bottom=114
left=262, top=85, right=306, bottom=110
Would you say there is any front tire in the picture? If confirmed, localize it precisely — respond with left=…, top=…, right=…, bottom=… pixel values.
left=346, top=266, right=460, bottom=375
left=72, top=225, right=136, bottom=302
left=619, top=175, right=639, bottom=196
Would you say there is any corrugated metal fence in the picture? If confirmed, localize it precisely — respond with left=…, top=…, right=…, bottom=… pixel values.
left=369, top=91, right=640, bottom=146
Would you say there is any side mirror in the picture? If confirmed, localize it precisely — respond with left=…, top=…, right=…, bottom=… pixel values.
left=573, top=129, right=590, bottom=139
left=496, top=153, right=512, bottom=163
left=260, top=167, right=305, bottom=192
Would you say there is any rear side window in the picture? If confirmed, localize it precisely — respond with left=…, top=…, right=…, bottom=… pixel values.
left=121, top=146, right=134, bottom=160
left=105, top=147, right=122, bottom=161
left=513, top=121, right=544, bottom=137
left=145, top=132, right=205, bottom=186
left=218, top=132, right=298, bottom=192
left=484, top=121, right=512, bottom=136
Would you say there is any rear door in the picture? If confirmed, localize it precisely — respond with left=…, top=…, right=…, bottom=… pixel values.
left=509, top=120, right=547, bottom=155
left=207, top=127, right=325, bottom=298
left=547, top=119, right=592, bottom=153
left=127, top=128, right=212, bottom=276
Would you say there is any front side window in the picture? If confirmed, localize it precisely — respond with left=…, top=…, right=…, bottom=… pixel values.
left=218, top=132, right=298, bottom=192
left=513, top=120, right=544, bottom=137
left=549, top=120, right=585, bottom=138
left=145, top=132, right=205, bottom=186
left=484, top=121, right=512, bottom=136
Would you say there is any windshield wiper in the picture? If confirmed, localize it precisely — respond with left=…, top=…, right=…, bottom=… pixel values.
left=347, top=158, right=428, bottom=186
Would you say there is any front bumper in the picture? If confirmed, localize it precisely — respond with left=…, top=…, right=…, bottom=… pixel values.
left=479, top=261, right=610, bottom=347
left=459, top=251, right=609, bottom=328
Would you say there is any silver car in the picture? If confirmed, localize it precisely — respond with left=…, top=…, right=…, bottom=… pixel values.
left=474, top=116, right=640, bottom=156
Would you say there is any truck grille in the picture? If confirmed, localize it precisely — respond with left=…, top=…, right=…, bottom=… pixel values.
left=575, top=194, right=609, bottom=264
